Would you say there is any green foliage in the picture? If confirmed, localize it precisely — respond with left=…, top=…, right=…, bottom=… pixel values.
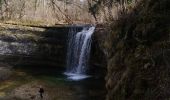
left=0, top=0, right=2, bottom=7
left=127, top=0, right=133, bottom=4
left=89, top=2, right=101, bottom=15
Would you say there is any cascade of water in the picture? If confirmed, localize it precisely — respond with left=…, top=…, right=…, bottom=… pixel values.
left=64, top=26, right=95, bottom=80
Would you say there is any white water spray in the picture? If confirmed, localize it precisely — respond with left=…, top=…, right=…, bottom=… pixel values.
left=64, top=26, right=95, bottom=80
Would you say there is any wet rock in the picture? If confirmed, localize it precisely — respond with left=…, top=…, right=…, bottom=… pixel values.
left=0, top=63, right=12, bottom=81
left=11, top=82, right=50, bottom=100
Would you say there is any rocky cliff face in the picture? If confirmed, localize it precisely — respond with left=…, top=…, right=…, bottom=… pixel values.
left=0, top=24, right=82, bottom=67
left=95, top=0, right=170, bottom=100
left=0, top=24, right=104, bottom=73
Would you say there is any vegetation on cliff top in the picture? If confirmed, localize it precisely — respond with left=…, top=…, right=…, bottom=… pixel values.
left=93, top=0, right=170, bottom=100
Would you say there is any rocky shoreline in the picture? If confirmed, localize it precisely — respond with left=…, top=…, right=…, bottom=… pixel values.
left=0, top=66, right=75, bottom=100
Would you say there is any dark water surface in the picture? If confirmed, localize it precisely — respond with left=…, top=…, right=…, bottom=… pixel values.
left=14, top=65, right=106, bottom=100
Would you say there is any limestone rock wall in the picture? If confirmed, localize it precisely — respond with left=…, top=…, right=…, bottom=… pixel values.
left=0, top=24, right=73, bottom=67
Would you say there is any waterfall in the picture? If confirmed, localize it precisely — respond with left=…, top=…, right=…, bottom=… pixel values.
left=64, top=26, right=95, bottom=80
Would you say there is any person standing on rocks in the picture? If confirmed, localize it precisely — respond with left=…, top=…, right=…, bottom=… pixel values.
left=39, top=86, right=44, bottom=99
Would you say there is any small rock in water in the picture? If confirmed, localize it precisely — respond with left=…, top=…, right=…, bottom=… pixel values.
left=0, top=63, right=12, bottom=81
left=30, top=95, right=36, bottom=99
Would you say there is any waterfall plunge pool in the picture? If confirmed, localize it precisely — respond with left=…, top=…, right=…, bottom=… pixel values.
left=0, top=65, right=106, bottom=100
left=0, top=25, right=106, bottom=100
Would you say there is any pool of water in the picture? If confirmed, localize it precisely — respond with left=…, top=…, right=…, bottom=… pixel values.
left=0, top=65, right=106, bottom=100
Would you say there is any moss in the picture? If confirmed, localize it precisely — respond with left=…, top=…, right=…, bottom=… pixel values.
left=0, top=92, right=6, bottom=97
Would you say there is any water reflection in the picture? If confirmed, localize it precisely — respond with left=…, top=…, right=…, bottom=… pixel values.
left=67, top=78, right=106, bottom=100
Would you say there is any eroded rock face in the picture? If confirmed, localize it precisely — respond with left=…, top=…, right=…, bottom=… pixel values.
left=0, top=24, right=81, bottom=67
left=95, top=0, right=170, bottom=100
left=90, top=27, right=107, bottom=75
left=0, top=24, right=105, bottom=74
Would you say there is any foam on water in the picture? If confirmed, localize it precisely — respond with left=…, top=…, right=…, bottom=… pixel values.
left=64, top=72, right=91, bottom=81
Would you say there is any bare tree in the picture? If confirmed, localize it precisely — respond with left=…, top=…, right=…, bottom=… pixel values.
left=0, top=0, right=95, bottom=24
